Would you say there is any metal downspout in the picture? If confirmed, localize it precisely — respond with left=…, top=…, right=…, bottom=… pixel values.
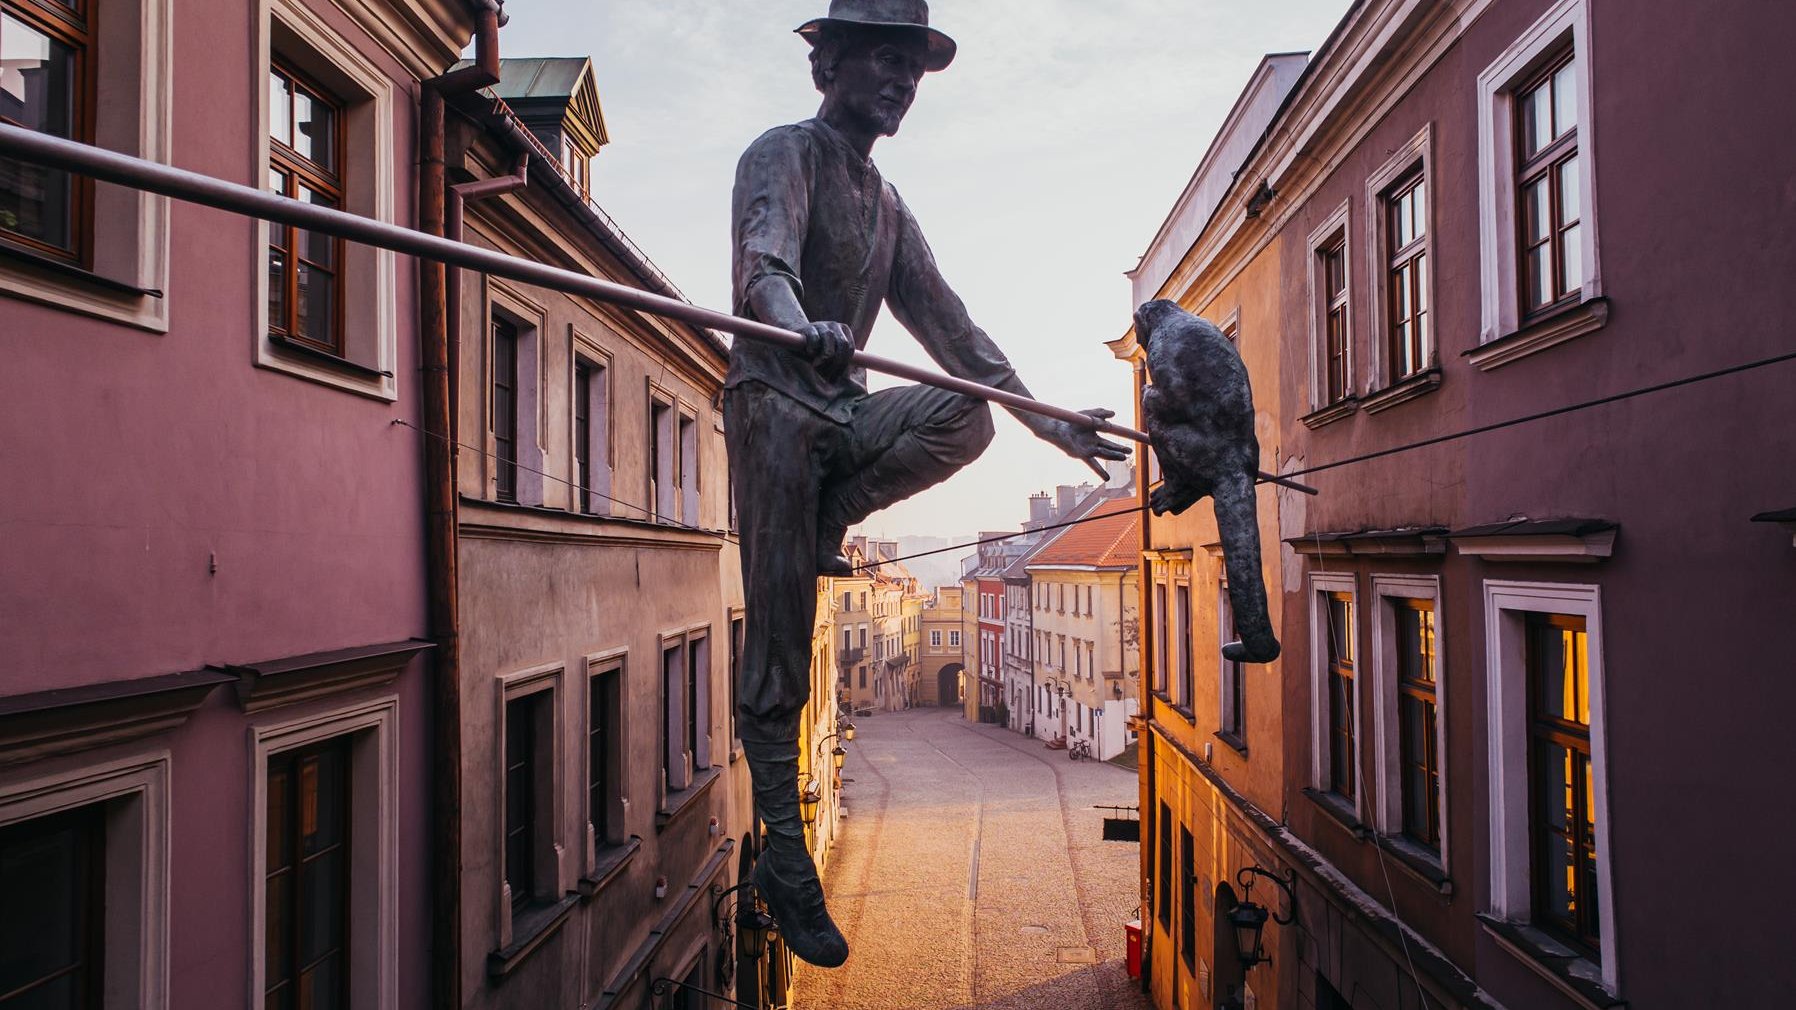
left=421, top=5, right=501, bottom=1007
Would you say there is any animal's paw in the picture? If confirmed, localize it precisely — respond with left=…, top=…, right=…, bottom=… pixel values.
left=1150, top=484, right=1198, bottom=516
left=1223, top=639, right=1281, bottom=665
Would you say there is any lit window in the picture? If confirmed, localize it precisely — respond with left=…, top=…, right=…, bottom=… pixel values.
left=1528, top=613, right=1598, bottom=952
left=1395, top=599, right=1439, bottom=847
left=265, top=738, right=352, bottom=1008
left=1325, top=592, right=1356, bottom=800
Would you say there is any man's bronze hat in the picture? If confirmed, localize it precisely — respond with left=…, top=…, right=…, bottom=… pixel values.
left=796, top=0, right=957, bottom=73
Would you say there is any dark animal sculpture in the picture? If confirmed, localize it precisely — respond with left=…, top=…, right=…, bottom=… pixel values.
left=1136, top=299, right=1281, bottom=664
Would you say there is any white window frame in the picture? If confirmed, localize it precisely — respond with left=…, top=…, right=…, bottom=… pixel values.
left=677, top=405, right=699, bottom=527
left=648, top=384, right=677, bottom=523
left=1482, top=579, right=1617, bottom=991
left=494, top=662, right=568, bottom=948
left=0, top=750, right=171, bottom=1008
left=1305, top=200, right=1353, bottom=410
left=930, top=629, right=942, bottom=648
left=256, top=0, right=399, bottom=397
left=1364, top=124, right=1436, bottom=386
left=250, top=697, right=399, bottom=1009
left=948, top=630, right=960, bottom=648
left=1309, top=570, right=1360, bottom=812
left=1218, top=579, right=1244, bottom=742
left=1476, top=0, right=1602, bottom=345
left=0, top=0, right=172, bottom=331
left=1369, top=574, right=1448, bottom=869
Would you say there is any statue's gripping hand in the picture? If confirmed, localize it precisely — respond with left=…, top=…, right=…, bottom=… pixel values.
left=1039, top=408, right=1132, bottom=481
left=799, top=321, right=856, bottom=381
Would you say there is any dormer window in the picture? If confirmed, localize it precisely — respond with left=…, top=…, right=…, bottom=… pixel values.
left=559, top=134, right=590, bottom=199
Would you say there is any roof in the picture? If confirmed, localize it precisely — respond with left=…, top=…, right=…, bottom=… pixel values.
left=1448, top=518, right=1617, bottom=539
left=489, top=57, right=590, bottom=100
left=1027, top=497, right=1143, bottom=569
left=1751, top=508, right=1796, bottom=523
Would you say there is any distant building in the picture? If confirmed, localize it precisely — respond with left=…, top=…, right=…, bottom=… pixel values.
left=919, top=586, right=967, bottom=707
left=1025, top=496, right=1143, bottom=761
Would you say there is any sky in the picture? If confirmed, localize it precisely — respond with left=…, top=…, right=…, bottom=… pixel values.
left=494, top=0, right=1350, bottom=539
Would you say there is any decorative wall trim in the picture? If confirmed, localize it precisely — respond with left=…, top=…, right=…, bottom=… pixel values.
left=227, top=639, right=431, bottom=713
left=1450, top=518, right=1617, bottom=563
left=1466, top=298, right=1609, bottom=371
left=0, top=670, right=232, bottom=765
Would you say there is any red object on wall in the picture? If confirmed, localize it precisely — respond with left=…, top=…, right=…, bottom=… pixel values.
left=1124, top=918, right=1143, bottom=978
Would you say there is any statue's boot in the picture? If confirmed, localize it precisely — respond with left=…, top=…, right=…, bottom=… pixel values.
left=744, top=738, right=849, bottom=968
left=816, top=520, right=855, bottom=577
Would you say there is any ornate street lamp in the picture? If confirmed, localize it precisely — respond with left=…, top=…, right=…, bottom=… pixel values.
left=831, top=745, right=848, bottom=773
left=798, top=773, right=822, bottom=826
left=712, top=880, right=776, bottom=964
left=840, top=719, right=857, bottom=742
left=1228, top=866, right=1298, bottom=970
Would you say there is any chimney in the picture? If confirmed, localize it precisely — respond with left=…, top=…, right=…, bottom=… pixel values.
left=1028, top=492, right=1053, bottom=528
left=1056, top=485, right=1080, bottom=519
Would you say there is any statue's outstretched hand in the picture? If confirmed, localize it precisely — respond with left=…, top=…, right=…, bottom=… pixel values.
left=798, top=321, right=856, bottom=381
left=1042, top=408, right=1132, bottom=481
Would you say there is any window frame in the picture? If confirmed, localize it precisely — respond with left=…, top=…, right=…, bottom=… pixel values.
left=1370, top=575, right=1448, bottom=866
left=1305, top=200, right=1353, bottom=411
left=493, top=664, right=564, bottom=947
left=249, top=698, right=398, bottom=1009
left=263, top=735, right=353, bottom=1010
left=1482, top=580, right=1616, bottom=991
left=0, top=0, right=95, bottom=265
left=1309, top=572, right=1360, bottom=814
left=0, top=802, right=105, bottom=1008
left=1218, top=580, right=1246, bottom=747
left=1526, top=611, right=1598, bottom=954
left=1363, top=124, right=1435, bottom=388
left=1476, top=0, right=1601, bottom=346
left=569, top=339, right=612, bottom=516
left=265, top=57, right=348, bottom=357
left=584, top=650, right=627, bottom=863
left=1513, top=51, right=1583, bottom=321
left=1175, top=582, right=1193, bottom=712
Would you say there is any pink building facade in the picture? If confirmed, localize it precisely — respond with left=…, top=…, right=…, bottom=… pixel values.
left=0, top=0, right=481, bottom=1006
left=1128, top=1, right=1796, bottom=1008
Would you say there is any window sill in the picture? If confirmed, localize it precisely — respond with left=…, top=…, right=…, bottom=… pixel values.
left=1477, top=914, right=1621, bottom=1009
left=1300, top=396, right=1360, bottom=430
left=577, top=836, right=641, bottom=899
left=268, top=332, right=392, bottom=379
left=1170, top=704, right=1196, bottom=724
left=1467, top=297, right=1609, bottom=372
left=655, top=765, right=721, bottom=832
left=1302, top=787, right=1370, bottom=839
left=0, top=240, right=164, bottom=299
left=487, top=892, right=579, bottom=979
left=1213, top=731, right=1248, bottom=757
left=1373, top=833, right=1452, bottom=894
left=1361, top=368, right=1443, bottom=415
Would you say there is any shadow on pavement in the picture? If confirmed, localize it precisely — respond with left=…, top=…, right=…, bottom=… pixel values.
left=943, top=960, right=1150, bottom=1010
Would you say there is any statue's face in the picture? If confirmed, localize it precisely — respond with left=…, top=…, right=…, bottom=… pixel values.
left=827, top=31, right=930, bottom=137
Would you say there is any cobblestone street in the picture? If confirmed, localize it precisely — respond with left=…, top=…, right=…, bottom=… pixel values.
left=794, top=708, right=1150, bottom=1010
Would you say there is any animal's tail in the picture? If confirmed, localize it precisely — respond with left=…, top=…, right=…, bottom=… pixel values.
left=1214, top=469, right=1281, bottom=664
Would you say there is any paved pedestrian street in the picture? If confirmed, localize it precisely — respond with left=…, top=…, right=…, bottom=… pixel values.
left=794, top=709, right=1150, bottom=1010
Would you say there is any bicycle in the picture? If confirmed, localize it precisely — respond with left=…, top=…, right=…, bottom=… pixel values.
left=1069, top=738, right=1093, bottom=762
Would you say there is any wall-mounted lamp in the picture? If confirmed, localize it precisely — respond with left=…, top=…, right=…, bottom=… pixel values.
left=712, top=880, right=775, bottom=965
left=1228, top=866, right=1297, bottom=970
left=798, top=773, right=822, bottom=827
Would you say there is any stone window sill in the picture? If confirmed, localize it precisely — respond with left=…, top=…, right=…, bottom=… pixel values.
left=577, top=837, right=641, bottom=899
left=0, top=240, right=163, bottom=299
left=1302, top=787, right=1370, bottom=839
left=1467, top=297, right=1609, bottom=372
left=1300, top=396, right=1360, bottom=430
left=487, top=893, right=579, bottom=979
left=1373, top=833, right=1452, bottom=894
left=1478, top=913, right=1622, bottom=1009
left=1362, top=367, right=1443, bottom=415
left=655, top=765, right=721, bottom=832
left=268, top=332, right=392, bottom=380
left=1213, top=731, right=1248, bottom=757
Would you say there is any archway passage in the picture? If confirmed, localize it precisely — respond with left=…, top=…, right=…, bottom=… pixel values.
left=935, top=663, right=965, bottom=707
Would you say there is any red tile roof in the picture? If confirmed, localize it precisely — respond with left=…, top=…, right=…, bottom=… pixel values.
left=1026, top=497, right=1142, bottom=569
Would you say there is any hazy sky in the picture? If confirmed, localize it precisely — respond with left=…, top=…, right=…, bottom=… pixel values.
left=494, top=0, right=1349, bottom=539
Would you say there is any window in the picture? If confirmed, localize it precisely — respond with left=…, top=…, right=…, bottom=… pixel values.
left=1483, top=580, right=1614, bottom=986
left=660, top=639, right=693, bottom=794
left=1325, top=591, right=1356, bottom=801
left=573, top=355, right=610, bottom=514
left=588, top=664, right=621, bottom=850
left=649, top=396, right=674, bottom=522
left=948, top=630, right=960, bottom=648
left=858, top=626, right=867, bottom=650
left=266, top=61, right=346, bottom=356
left=1516, top=53, right=1581, bottom=317
left=1476, top=0, right=1600, bottom=350
left=265, top=737, right=352, bottom=1010
left=0, top=805, right=104, bottom=1009
left=1156, top=803, right=1172, bottom=930
left=729, top=616, right=744, bottom=750
left=0, top=0, right=89, bottom=262
left=858, top=668, right=866, bottom=690
left=492, top=317, right=519, bottom=503
left=504, top=694, right=540, bottom=912
left=686, top=634, right=710, bottom=771
left=1220, top=585, right=1245, bottom=743
left=1396, top=599, right=1440, bottom=848
left=842, top=592, right=851, bottom=612
left=1383, top=171, right=1429, bottom=379
left=1320, top=234, right=1349, bottom=402
left=1176, top=585, right=1192, bottom=710
left=1153, top=582, right=1168, bottom=695
left=1179, top=826, right=1196, bottom=969
left=1527, top=613, right=1596, bottom=951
